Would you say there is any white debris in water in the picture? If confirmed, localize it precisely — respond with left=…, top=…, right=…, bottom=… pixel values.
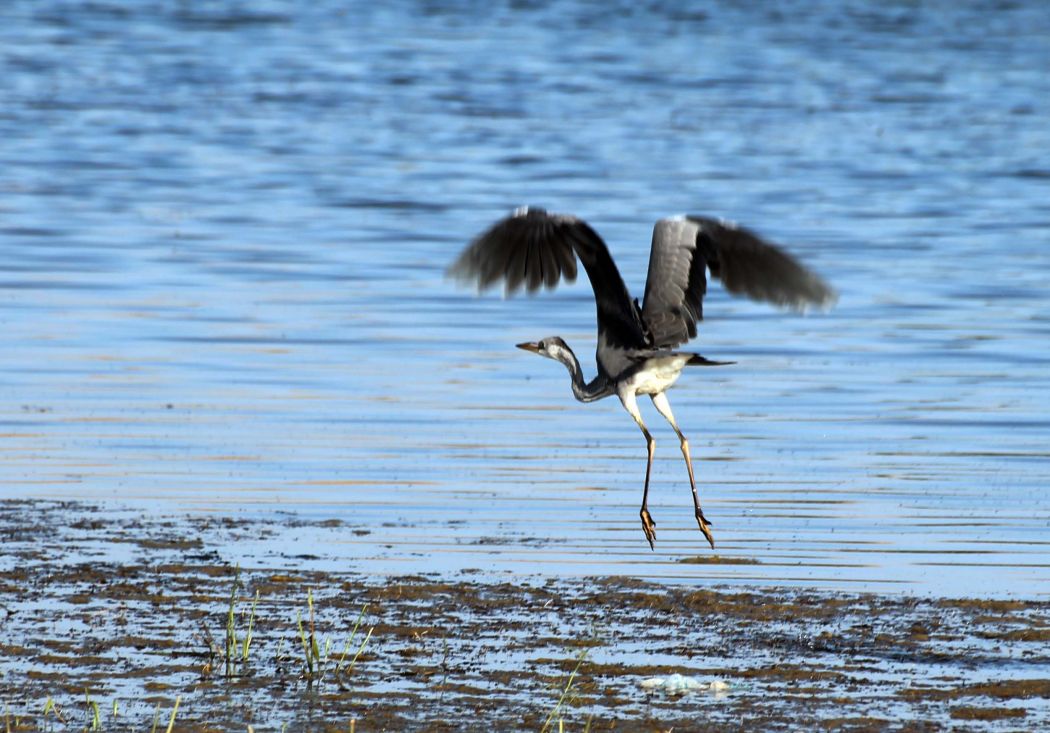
left=709, top=679, right=731, bottom=694
left=639, top=673, right=730, bottom=696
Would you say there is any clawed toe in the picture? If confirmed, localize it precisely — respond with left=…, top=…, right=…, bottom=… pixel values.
left=640, top=508, right=657, bottom=550
left=695, top=510, right=715, bottom=550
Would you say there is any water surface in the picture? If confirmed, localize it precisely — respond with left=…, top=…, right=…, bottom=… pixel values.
left=1, top=1, right=1048, bottom=597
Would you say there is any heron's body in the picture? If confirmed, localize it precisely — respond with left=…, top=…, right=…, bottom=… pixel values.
left=450, top=207, right=834, bottom=550
left=596, top=335, right=698, bottom=390
left=617, top=354, right=693, bottom=396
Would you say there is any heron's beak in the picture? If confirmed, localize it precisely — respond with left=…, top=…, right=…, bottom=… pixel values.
left=516, top=341, right=541, bottom=354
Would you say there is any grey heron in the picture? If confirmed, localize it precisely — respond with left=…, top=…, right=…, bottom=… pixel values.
left=449, top=207, right=834, bottom=550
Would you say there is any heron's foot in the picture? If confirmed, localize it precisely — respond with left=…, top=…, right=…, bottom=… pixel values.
left=695, top=509, right=715, bottom=550
left=640, top=507, right=657, bottom=551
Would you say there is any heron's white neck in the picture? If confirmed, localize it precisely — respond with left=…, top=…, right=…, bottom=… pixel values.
left=548, top=342, right=612, bottom=403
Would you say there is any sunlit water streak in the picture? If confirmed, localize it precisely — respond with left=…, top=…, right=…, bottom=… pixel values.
left=1, top=0, right=1048, bottom=597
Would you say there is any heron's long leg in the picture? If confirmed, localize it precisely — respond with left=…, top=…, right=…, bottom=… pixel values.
left=651, top=392, right=715, bottom=550
left=619, top=390, right=657, bottom=550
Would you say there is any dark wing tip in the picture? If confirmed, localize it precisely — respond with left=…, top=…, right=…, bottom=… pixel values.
left=446, top=206, right=579, bottom=296
left=688, top=216, right=836, bottom=312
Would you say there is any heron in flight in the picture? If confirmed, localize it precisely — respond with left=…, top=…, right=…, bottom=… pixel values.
left=449, top=207, right=834, bottom=550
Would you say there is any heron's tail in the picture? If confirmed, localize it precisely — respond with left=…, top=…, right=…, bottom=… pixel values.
left=687, top=354, right=735, bottom=366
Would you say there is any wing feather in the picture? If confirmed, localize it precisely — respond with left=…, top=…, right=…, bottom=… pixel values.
left=448, top=207, right=646, bottom=347
left=641, top=216, right=835, bottom=348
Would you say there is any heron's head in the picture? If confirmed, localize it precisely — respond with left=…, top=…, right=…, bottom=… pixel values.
left=516, top=337, right=572, bottom=362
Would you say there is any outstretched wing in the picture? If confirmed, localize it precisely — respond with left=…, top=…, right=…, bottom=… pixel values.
left=640, top=216, right=836, bottom=348
left=448, top=207, right=647, bottom=347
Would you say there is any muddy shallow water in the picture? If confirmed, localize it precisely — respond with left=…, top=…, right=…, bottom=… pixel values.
left=2, top=500, right=1048, bottom=731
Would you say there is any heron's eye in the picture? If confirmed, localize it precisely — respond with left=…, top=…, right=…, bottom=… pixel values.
left=538, top=340, right=546, bottom=349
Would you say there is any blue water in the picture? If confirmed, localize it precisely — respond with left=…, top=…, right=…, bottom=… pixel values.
left=2, top=1, right=1048, bottom=597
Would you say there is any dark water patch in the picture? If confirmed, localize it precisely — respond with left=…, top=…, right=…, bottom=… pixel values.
left=1008, top=168, right=1050, bottom=179
left=153, top=335, right=368, bottom=346
left=0, top=226, right=69, bottom=238
left=0, top=279, right=127, bottom=291
left=877, top=417, right=1050, bottom=430
left=170, top=8, right=293, bottom=31
left=328, top=198, right=452, bottom=213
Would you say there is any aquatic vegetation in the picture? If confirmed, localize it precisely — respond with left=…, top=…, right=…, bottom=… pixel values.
left=336, top=604, right=374, bottom=679
left=83, top=689, right=101, bottom=731
left=226, top=567, right=258, bottom=675
left=148, top=697, right=179, bottom=733
left=295, top=588, right=373, bottom=685
left=541, top=647, right=591, bottom=733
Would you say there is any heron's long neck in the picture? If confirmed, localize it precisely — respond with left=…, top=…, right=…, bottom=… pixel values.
left=551, top=344, right=611, bottom=403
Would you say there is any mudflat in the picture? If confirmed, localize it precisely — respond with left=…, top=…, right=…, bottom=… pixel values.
left=2, top=500, right=1047, bottom=731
